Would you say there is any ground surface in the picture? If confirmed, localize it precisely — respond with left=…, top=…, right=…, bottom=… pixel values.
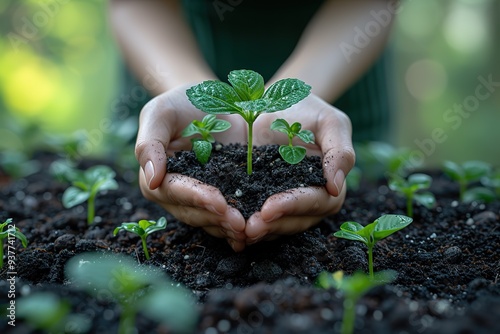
left=1, top=148, right=499, bottom=334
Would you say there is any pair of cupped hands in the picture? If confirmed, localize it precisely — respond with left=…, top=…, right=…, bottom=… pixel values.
left=135, top=84, right=355, bottom=252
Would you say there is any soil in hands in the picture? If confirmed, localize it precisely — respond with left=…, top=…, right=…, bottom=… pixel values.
left=167, top=143, right=326, bottom=219
left=0, top=152, right=499, bottom=333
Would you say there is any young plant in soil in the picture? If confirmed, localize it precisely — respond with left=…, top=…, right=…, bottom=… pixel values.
left=443, top=160, right=495, bottom=202
left=66, top=253, right=197, bottom=334
left=388, top=173, right=436, bottom=217
left=334, top=214, right=413, bottom=278
left=270, top=118, right=315, bottom=164
left=114, top=217, right=168, bottom=260
left=181, top=114, right=231, bottom=164
left=186, top=69, right=311, bottom=174
left=317, top=270, right=397, bottom=334
left=0, top=218, right=28, bottom=269
left=61, top=165, right=119, bottom=224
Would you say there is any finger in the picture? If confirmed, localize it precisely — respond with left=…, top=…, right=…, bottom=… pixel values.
left=135, top=95, right=174, bottom=190
left=259, top=187, right=343, bottom=223
left=245, top=213, right=320, bottom=245
left=317, top=107, right=355, bottom=197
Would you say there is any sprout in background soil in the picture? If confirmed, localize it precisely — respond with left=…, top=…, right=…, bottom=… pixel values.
left=186, top=69, right=311, bottom=175
left=317, top=270, right=397, bottom=334
left=334, top=214, right=413, bottom=278
left=0, top=218, right=28, bottom=269
left=270, top=118, right=315, bottom=165
left=182, top=114, right=231, bottom=164
left=114, top=217, right=168, bottom=260
left=60, top=165, right=119, bottom=224
left=443, top=160, right=496, bottom=203
left=66, top=253, right=198, bottom=334
left=388, top=173, right=436, bottom=217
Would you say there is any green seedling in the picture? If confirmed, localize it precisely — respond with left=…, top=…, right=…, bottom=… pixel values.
left=270, top=118, right=315, bottom=164
left=186, top=69, right=311, bottom=174
left=0, top=218, right=28, bottom=269
left=388, top=173, right=436, bottom=217
left=182, top=114, right=231, bottom=164
left=481, top=168, right=500, bottom=198
left=16, top=292, right=91, bottom=333
left=334, top=214, right=412, bottom=278
left=443, top=160, right=495, bottom=202
left=66, top=253, right=197, bottom=334
left=61, top=165, right=119, bottom=224
left=317, top=270, right=397, bottom=334
left=114, top=217, right=168, bottom=260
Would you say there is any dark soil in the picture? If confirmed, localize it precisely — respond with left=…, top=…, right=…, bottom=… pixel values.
left=167, top=143, right=326, bottom=219
left=1, top=150, right=500, bottom=334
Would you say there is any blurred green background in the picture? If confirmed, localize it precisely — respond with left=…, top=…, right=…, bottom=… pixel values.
left=0, top=0, right=499, bottom=168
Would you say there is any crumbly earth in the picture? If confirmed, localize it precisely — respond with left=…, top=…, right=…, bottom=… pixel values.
left=0, top=150, right=499, bottom=334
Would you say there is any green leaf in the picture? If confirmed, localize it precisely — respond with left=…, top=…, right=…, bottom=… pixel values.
left=278, top=145, right=307, bottom=164
left=181, top=122, right=201, bottom=138
left=62, top=186, right=90, bottom=208
left=297, top=130, right=315, bottom=144
left=210, top=118, right=231, bottom=132
left=192, top=140, right=212, bottom=165
left=414, top=192, right=436, bottom=209
left=144, top=217, right=168, bottom=235
left=227, top=69, right=265, bottom=101
left=85, top=165, right=116, bottom=185
left=263, top=78, right=311, bottom=112
left=339, top=221, right=365, bottom=233
left=186, top=81, right=242, bottom=114
left=373, top=214, right=413, bottom=241
left=408, top=173, right=432, bottom=190
left=463, top=161, right=491, bottom=182
left=114, top=223, right=145, bottom=236
left=443, top=160, right=464, bottom=181
left=463, top=187, right=497, bottom=203
left=270, top=119, right=290, bottom=133
left=9, top=228, right=28, bottom=248
left=333, top=230, right=367, bottom=243
left=234, top=98, right=271, bottom=112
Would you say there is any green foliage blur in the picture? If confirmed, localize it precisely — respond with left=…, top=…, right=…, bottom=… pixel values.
left=0, top=0, right=499, bottom=167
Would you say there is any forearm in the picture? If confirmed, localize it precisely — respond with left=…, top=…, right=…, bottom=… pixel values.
left=270, top=0, right=397, bottom=103
left=108, top=0, right=216, bottom=96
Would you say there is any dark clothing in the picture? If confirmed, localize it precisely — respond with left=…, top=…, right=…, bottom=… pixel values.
left=120, top=0, right=393, bottom=142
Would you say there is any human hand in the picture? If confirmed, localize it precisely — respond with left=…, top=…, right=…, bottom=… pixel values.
left=245, top=94, right=355, bottom=244
left=135, top=84, right=249, bottom=251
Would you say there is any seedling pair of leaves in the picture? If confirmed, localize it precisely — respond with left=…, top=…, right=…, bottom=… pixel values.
left=317, top=270, right=397, bottom=334
left=0, top=218, right=28, bottom=269
left=114, top=217, right=167, bottom=260
left=60, top=165, right=119, bottom=224
left=443, top=160, right=496, bottom=203
left=388, top=173, right=436, bottom=217
left=185, top=69, right=312, bottom=173
left=334, top=214, right=413, bottom=278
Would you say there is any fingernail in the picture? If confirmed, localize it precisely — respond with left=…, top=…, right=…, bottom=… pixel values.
left=145, top=161, right=155, bottom=188
left=333, top=169, right=345, bottom=195
left=206, top=205, right=224, bottom=216
left=228, top=239, right=236, bottom=250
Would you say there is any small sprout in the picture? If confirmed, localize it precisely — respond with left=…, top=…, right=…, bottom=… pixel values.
left=481, top=168, right=500, bottom=198
left=0, top=218, right=28, bottom=269
left=186, top=69, right=311, bottom=174
left=443, top=160, right=495, bottom=202
left=388, top=173, right=436, bottom=217
left=114, top=217, right=167, bottom=260
left=317, top=270, right=397, bottom=334
left=334, top=214, right=412, bottom=278
left=181, top=114, right=231, bottom=164
left=61, top=165, right=119, bottom=224
left=66, top=253, right=198, bottom=334
left=270, top=118, right=315, bottom=164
